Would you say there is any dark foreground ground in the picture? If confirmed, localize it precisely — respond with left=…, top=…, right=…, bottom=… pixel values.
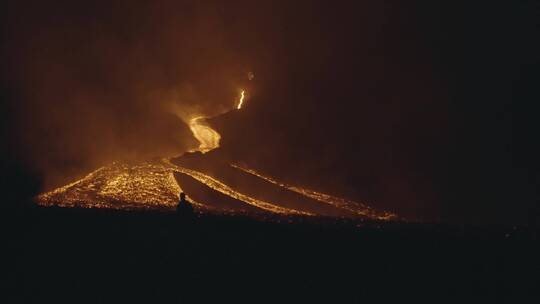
left=3, top=205, right=539, bottom=303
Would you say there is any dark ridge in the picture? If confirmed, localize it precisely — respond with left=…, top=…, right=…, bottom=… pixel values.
left=174, top=172, right=264, bottom=214
left=4, top=205, right=538, bottom=303
left=174, top=156, right=354, bottom=217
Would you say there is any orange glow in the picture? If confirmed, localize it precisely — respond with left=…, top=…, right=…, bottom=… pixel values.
left=36, top=161, right=206, bottom=211
left=164, top=159, right=312, bottom=216
left=237, top=90, right=245, bottom=109
left=37, top=158, right=313, bottom=216
left=35, top=81, right=398, bottom=221
left=231, top=164, right=398, bottom=221
left=188, top=116, right=221, bottom=153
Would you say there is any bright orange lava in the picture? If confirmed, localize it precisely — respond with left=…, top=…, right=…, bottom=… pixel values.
left=36, top=85, right=398, bottom=221
left=237, top=90, right=245, bottom=109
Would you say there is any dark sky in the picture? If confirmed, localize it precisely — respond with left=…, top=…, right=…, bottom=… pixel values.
left=2, top=0, right=539, bottom=224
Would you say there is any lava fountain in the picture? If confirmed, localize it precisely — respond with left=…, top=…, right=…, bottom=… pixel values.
left=237, top=90, right=245, bottom=110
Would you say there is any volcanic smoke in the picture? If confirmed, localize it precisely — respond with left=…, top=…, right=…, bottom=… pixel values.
left=36, top=88, right=397, bottom=221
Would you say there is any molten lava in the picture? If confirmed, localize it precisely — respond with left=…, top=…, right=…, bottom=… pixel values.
left=37, top=161, right=204, bottom=211
left=231, top=164, right=397, bottom=220
left=188, top=116, right=221, bottom=153
left=36, top=86, right=398, bottom=221
left=164, top=159, right=312, bottom=216
left=187, top=89, right=244, bottom=152
left=37, top=158, right=312, bottom=216
left=37, top=158, right=395, bottom=219
left=237, top=90, right=245, bottom=109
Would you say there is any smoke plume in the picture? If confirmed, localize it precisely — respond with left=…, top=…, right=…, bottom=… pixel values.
left=3, top=1, right=253, bottom=189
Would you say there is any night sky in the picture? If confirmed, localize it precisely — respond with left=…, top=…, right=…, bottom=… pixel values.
left=1, top=0, right=539, bottom=224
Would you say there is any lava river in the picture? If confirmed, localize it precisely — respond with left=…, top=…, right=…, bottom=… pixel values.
left=36, top=157, right=396, bottom=220
left=36, top=91, right=397, bottom=221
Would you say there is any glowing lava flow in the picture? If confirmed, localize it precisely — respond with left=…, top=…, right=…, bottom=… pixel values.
left=231, top=164, right=397, bottom=220
left=188, top=116, right=221, bottom=153
left=162, top=159, right=312, bottom=216
left=237, top=90, right=245, bottom=109
left=37, top=158, right=312, bottom=216
left=188, top=89, right=244, bottom=152
left=36, top=161, right=207, bottom=211
left=36, top=86, right=398, bottom=221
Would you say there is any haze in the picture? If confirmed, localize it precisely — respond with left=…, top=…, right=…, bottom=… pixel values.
left=2, top=0, right=538, bottom=224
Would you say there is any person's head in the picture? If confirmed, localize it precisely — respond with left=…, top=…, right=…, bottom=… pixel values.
left=180, top=192, right=186, bottom=201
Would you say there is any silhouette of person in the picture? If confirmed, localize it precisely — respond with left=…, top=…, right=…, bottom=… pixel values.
left=176, top=192, right=194, bottom=217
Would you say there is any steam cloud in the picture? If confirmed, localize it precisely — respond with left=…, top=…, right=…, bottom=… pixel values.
left=3, top=1, right=255, bottom=189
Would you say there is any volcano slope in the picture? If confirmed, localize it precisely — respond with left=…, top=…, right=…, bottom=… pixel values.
left=36, top=96, right=397, bottom=220
left=37, top=150, right=397, bottom=221
left=18, top=135, right=538, bottom=303
left=170, top=152, right=395, bottom=219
